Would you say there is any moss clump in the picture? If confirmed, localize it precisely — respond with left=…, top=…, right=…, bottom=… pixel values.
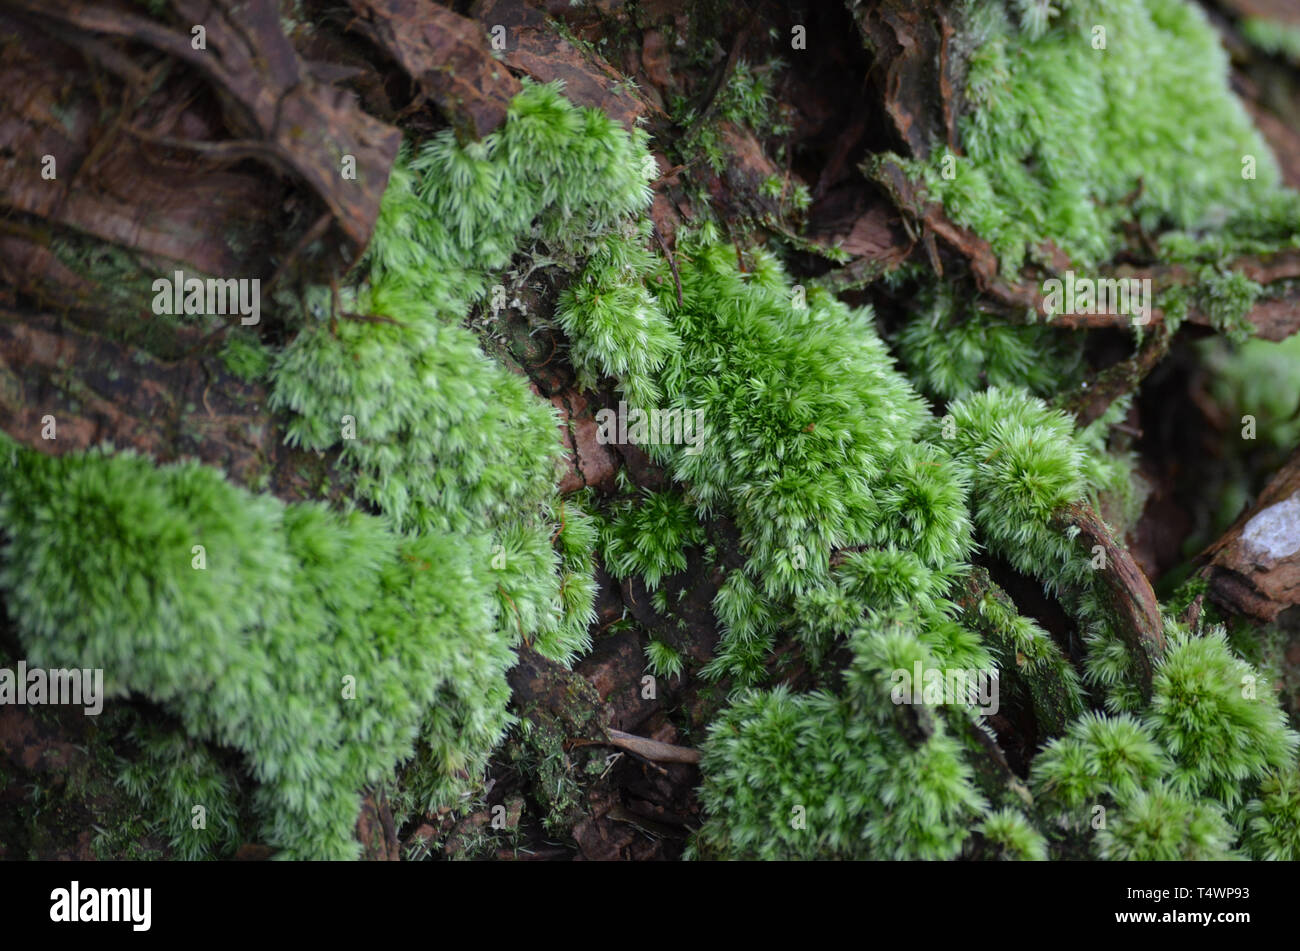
left=1242, top=768, right=1300, bottom=860
left=1095, top=784, right=1240, bottom=860
left=219, top=329, right=274, bottom=383
left=919, top=0, right=1298, bottom=276
left=1029, top=625, right=1297, bottom=856
left=271, top=308, right=562, bottom=535
left=600, top=488, right=705, bottom=591
left=491, top=499, right=599, bottom=667
left=978, top=808, right=1049, bottom=860
left=1148, top=628, right=1298, bottom=807
left=0, top=438, right=515, bottom=859
left=2, top=81, right=677, bottom=858
left=895, top=286, right=1081, bottom=401
left=356, top=80, right=654, bottom=322
left=117, top=721, right=247, bottom=860
left=689, top=686, right=988, bottom=859
left=645, top=639, right=686, bottom=679
left=555, top=225, right=681, bottom=407
left=555, top=208, right=1298, bottom=857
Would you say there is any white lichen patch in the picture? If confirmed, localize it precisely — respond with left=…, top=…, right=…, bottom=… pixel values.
left=1241, top=491, right=1300, bottom=561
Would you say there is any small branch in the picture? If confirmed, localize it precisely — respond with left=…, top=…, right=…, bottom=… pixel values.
left=600, top=729, right=701, bottom=765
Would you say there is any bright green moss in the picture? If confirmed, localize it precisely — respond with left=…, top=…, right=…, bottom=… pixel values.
left=556, top=219, right=1297, bottom=860
left=555, top=226, right=681, bottom=408
left=541, top=4, right=1300, bottom=861
left=554, top=214, right=1141, bottom=855
left=270, top=290, right=563, bottom=537
left=0, top=441, right=514, bottom=859
left=1028, top=628, right=1298, bottom=860
left=11, top=44, right=1292, bottom=863
left=1096, top=783, right=1242, bottom=860
left=920, top=0, right=1297, bottom=276
left=1242, top=769, right=1300, bottom=860
left=643, top=228, right=932, bottom=600
left=1202, top=331, right=1300, bottom=451
left=1147, top=627, right=1298, bottom=807
left=547, top=499, right=601, bottom=665
left=1032, top=712, right=1170, bottom=813
left=491, top=499, right=599, bottom=667
left=645, top=639, right=685, bottom=679
left=690, top=686, right=988, bottom=860
left=895, top=286, right=1081, bottom=400
left=1240, top=16, right=1300, bottom=63
left=357, top=81, right=655, bottom=321
left=601, top=488, right=705, bottom=591
left=263, top=82, right=645, bottom=674
left=979, top=808, right=1049, bottom=860
left=944, top=386, right=1092, bottom=591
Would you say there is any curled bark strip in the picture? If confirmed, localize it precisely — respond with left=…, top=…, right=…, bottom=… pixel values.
left=470, top=0, right=662, bottom=132
left=958, top=568, right=1078, bottom=740
left=1060, top=322, right=1174, bottom=428
left=1199, top=446, right=1300, bottom=622
left=1047, top=252, right=1300, bottom=341
left=0, top=8, right=278, bottom=279
left=347, top=0, right=521, bottom=140
left=867, top=156, right=1041, bottom=311
left=1056, top=502, right=1166, bottom=699
left=853, top=0, right=961, bottom=156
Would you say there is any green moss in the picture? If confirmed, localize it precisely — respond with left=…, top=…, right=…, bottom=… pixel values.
left=117, top=721, right=247, bottom=860
left=1201, top=330, right=1300, bottom=451
left=1242, top=768, right=1300, bottom=860
left=1148, top=627, right=1298, bottom=807
left=645, top=639, right=685, bottom=679
left=601, top=488, right=705, bottom=591
left=671, top=58, right=792, bottom=175
left=355, top=80, right=654, bottom=323
left=895, top=286, right=1082, bottom=401
left=690, top=686, right=988, bottom=859
left=219, top=329, right=273, bottom=383
left=1097, top=783, right=1240, bottom=860
left=271, top=311, right=562, bottom=536
left=0, top=439, right=515, bottom=859
left=917, top=0, right=1298, bottom=276
left=641, top=229, right=933, bottom=600
left=1240, top=16, right=1300, bottom=63
left=978, top=808, right=1049, bottom=860
left=1196, top=267, right=1262, bottom=343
